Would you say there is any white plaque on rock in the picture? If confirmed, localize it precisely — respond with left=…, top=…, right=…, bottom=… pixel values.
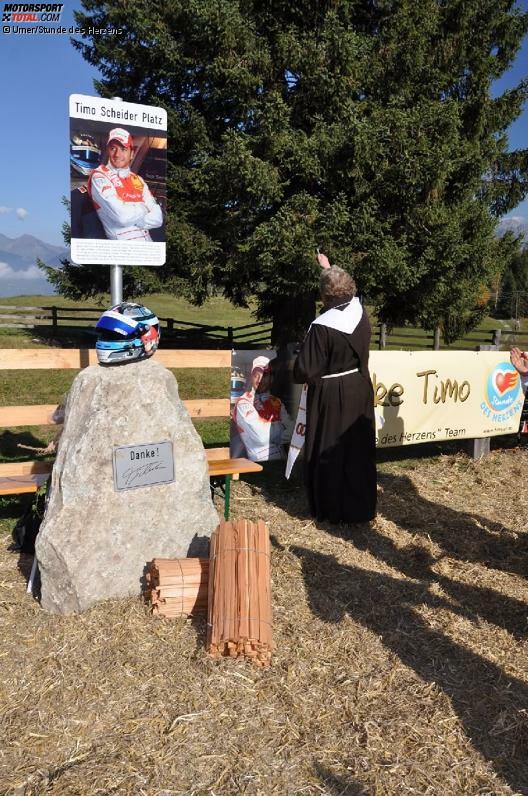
left=113, top=441, right=174, bottom=491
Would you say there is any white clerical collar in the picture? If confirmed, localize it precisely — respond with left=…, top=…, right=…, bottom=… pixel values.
left=107, top=163, right=130, bottom=179
left=311, top=296, right=363, bottom=335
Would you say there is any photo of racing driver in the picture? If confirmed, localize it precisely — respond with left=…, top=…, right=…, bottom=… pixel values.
left=231, top=354, right=293, bottom=462
left=69, top=109, right=167, bottom=249
left=87, top=127, right=163, bottom=242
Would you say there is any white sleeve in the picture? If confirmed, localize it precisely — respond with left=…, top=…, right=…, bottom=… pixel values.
left=90, top=172, right=148, bottom=227
left=234, top=399, right=272, bottom=450
left=139, top=181, right=163, bottom=230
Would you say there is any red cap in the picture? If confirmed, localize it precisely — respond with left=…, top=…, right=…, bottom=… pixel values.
left=107, top=128, right=133, bottom=148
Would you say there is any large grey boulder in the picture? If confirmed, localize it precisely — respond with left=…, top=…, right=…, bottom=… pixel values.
left=36, top=358, right=218, bottom=614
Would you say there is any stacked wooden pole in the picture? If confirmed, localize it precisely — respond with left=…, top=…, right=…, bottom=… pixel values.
left=207, top=519, right=273, bottom=667
left=147, top=558, right=209, bottom=618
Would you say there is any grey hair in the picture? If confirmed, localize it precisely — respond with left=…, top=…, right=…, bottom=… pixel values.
left=320, top=266, right=357, bottom=308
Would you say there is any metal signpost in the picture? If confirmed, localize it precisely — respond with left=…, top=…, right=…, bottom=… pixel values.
left=111, top=97, right=124, bottom=305
left=110, top=263, right=123, bottom=306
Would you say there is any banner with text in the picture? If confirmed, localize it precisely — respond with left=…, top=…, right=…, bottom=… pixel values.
left=229, top=348, right=525, bottom=460
left=69, top=94, right=167, bottom=266
left=370, top=350, right=524, bottom=447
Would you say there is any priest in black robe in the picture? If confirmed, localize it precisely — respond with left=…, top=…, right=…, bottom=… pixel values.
left=292, top=257, right=377, bottom=524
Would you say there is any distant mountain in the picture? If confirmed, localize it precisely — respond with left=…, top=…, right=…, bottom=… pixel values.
left=0, top=233, right=67, bottom=269
left=496, top=216, right=528, bottom=248
left=0, top=233, right=66, bottom=298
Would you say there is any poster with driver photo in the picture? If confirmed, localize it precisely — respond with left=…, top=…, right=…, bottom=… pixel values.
left=69, top=94, right=167, bottom=266
left=230, top=348, right=301, bottom=463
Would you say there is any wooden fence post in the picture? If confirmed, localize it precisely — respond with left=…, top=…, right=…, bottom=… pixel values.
left=492, top=329, right=502, bottom=347
left=51, top=306, right=58, bottom=330
left=379, top=323, right=387, bottom=350
left=166, top=317, right=174, bottom=335
left=227, top=326, right=233, bottom=346
left=433, top=326, right=441, bottom=350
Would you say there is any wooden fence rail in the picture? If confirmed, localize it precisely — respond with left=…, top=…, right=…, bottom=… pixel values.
left=2, top=305, right=528, bottom=350
left=375, top=323, right=528, bottom=351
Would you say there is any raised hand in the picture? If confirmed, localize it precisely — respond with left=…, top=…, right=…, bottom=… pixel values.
left=510, top=346, right=528, bottom=375
left=316, top=251, right=331, bottom=270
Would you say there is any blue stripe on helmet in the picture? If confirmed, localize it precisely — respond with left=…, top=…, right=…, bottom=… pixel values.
left=96, top=314, right=139, bottom=336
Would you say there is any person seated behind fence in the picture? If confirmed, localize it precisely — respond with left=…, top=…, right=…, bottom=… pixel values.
left=292, top=252, right=377, bottom=524
left=232, top=355, right=293, bottom=462
left=510, top=347, right=528, bottom=390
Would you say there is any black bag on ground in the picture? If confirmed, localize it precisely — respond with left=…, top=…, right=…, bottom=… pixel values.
left=12, top=482, right=49, bottom=555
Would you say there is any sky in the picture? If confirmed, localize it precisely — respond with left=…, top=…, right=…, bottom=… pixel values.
left=0, top=4, right=101, bottom=245
left=0, top=1, right=527, bottom=251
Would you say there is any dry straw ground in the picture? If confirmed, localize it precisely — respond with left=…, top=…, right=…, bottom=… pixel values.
left=1, top=448, right=528, bottom=795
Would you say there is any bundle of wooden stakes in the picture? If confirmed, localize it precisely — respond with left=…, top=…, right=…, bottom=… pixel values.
left=146, top=558, right=209, bottom=618
left=207, top=519, right=273, bottom=667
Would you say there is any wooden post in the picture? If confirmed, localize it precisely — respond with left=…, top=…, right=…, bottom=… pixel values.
left=166, top=317, right=174, bottom=335
left=379, top=323, right=387, bottom=350
left=492, top=329, right=502, bottom=347
left=433, top=326, right=441, bottom=350
left=227, top=326, right=233, bottom=346
left=51, top=306, right=58, bottom=330
left=466, top=437, right=491, bottom=459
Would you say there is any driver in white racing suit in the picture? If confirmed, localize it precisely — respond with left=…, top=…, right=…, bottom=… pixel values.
left=232, top=355, right=293, bottom=462
left=88, top=127, right=163, bottom=242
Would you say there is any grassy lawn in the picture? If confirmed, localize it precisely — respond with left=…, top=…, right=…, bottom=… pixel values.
left=371, top=313, right=528, bottom=351
left=2, top=291, right=528, bottom=350
left=0, top=293, right=257, bottom=348
left=0, top=291, right=255, bottom=324
left=0, top=367, right=229, bottom=406
left=0, top=362, right=228, bottom=405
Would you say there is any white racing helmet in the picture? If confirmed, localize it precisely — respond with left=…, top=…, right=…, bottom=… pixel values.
left=95, top=302, right=160, bottom=365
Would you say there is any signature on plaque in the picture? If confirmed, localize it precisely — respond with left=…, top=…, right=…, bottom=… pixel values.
left=113, top=441, right=174, bottom=491
left=121, top=460, right=167, bottom=487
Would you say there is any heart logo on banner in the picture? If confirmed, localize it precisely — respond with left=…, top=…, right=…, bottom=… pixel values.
left=494, top=370, right=517, bottom=394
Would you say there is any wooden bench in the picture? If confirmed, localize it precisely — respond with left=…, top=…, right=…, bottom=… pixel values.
left=0, top=348, right=263, bottom=519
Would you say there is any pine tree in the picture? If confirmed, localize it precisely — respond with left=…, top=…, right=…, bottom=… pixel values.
left=494, top=245, right=528, bottom=319
left=49, top=0, right=528, bottom=343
